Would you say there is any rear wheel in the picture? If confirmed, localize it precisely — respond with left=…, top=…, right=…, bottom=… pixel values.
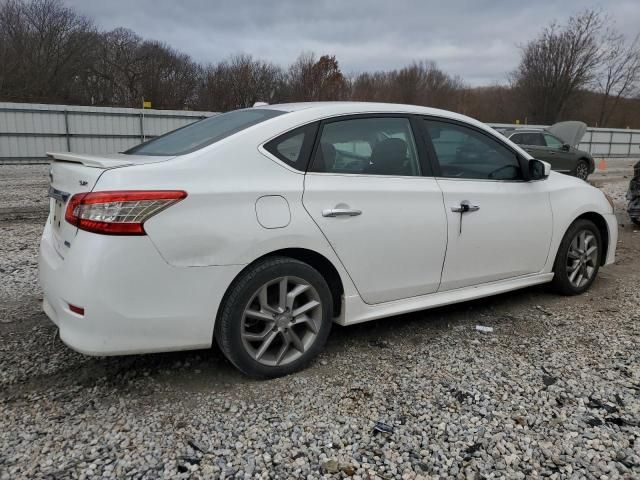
left=574, top=160, right=590, bottom=181
left=215, top=257, right=333, bottom=378
left=550, top=219, right=601, bottom=295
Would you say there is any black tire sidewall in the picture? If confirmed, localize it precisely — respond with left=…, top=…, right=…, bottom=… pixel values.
left=575, top=160, right=589, bottom=180
left=552, top=219, right=602, bottom=295
left=215, top=257, right=333, bottom=378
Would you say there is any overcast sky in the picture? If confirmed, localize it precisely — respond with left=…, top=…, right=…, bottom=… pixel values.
left=65, top=0, right=639, bottom=86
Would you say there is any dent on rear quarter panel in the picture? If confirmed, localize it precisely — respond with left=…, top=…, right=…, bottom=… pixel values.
left=115, top=138, right=308, bottom=267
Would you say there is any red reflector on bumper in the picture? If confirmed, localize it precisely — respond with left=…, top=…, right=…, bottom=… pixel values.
left=69, top=304, right=85, bottom=316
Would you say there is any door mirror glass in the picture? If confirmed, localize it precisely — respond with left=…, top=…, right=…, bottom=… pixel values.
left=562, top=143, right=571, bottom=151
left=529, top=159, right=550, bottom=180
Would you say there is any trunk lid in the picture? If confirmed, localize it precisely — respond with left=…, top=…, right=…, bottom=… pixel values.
left=46, top=151, right=171, bottom=258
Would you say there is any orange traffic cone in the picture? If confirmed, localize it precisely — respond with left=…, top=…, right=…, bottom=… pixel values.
left=597, top=158, right=607, bottom=171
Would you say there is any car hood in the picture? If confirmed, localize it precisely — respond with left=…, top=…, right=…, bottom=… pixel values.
left=547, top=121, right=587, bottom=147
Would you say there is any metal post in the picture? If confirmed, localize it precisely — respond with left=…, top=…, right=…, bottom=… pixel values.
left=139, top=112, right=145, bottom=142
left=63, top=110, right=71, bottom=152
left=610, top=131, right=614, bottom=157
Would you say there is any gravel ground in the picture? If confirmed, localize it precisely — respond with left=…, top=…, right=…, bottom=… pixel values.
left=1, top=164, right=639, bottom=479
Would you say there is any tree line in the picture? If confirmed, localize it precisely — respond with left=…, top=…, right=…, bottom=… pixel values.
left=1, top=0, right=639, bottom=127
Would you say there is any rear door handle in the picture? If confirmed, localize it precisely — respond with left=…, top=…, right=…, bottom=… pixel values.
left=322, top=208, right=362, bottom=217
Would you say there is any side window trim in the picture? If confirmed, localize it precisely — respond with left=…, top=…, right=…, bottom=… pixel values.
left=418, top=116, right=531, bottom=182
left=263, top=122, right=319, bottom=172
left=308, top=113, right=431, bottom=177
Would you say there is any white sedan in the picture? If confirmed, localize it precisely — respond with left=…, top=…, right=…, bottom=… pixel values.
left=40, top=102, right=617, bottom=377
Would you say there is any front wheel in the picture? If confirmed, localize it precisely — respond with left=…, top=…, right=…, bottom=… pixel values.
left=550, top=219, right=602, bottom=295
left=574, top=160, right=590, bottom=181
left=215, top=257, right=333, bottom=378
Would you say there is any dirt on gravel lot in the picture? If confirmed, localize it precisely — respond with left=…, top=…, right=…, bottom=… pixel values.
left=1, top=164, right=639, bottom=479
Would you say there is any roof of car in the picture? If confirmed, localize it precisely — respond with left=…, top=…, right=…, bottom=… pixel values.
left=253, top=101, right=494, bottom=133
left=255, top=101, right=465, bottom=118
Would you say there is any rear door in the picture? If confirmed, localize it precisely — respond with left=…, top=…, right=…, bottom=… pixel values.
left=509, top=132, right=546, bottom=159
left=302, top=115, right=448, bottom=304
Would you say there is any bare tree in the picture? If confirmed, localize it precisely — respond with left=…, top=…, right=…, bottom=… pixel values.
left=197, top=54, right=284, bottom=111
left=287, top=53, right=349, bottom=101
left=513, top=10, right=605, bottom=124
left=0, top=0, right=96, bottom=103
left=137, top=40, right=200, bottom=109
left=350, top=61, right=465, bottom=111
left=595, top=31, right=640, bottom=126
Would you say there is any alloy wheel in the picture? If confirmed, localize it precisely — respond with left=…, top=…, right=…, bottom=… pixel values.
left=566, top=230, right=598, bottom=288
left=576, top=162, right=589, bottom=180
left=240, top=276, right=322, bottom=366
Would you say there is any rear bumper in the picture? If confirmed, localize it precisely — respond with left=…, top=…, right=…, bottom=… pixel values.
left=38, top=221, right=243, bottom=356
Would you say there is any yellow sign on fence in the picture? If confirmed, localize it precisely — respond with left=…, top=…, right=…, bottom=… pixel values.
left=142, top=100, right=152, bottom=109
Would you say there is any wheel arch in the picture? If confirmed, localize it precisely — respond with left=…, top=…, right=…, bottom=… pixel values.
left=577, top=156, right=594, bottom=173
left=219, top=247, right=345, bottom=319
left=564, top=212, right=610, bottom=266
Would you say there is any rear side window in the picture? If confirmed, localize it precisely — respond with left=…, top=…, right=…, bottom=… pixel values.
left=126, top=109, right=285, bottom=156
left=310, top=117, right=421, bottom=176
left=263, top=123, right=318, bottom=171
left=511, top=132, right=545, bottom=146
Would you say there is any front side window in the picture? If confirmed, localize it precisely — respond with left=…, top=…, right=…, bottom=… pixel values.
left=310, top=117, right=420, bottom=176
left=425, top=120, right=523, bottom=181
left=544, top=133, right=564, bottom=149
left=126, top=109, right=285, bottom=156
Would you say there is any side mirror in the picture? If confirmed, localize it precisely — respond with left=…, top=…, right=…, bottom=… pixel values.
left=561, top=143, right=570, bottom=151
left=529, top=159, right=550, bottom=180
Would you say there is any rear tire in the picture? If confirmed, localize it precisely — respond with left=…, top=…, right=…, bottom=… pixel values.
left=550, top=219, right=602, bottom=296
left=215, top=256, right=333, bottom=378
left=574, top=160, right=590, bottom=181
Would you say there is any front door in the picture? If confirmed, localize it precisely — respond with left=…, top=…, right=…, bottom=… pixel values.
left=423, top=119, right=553, bottom=291
left=542, top=132, right=576, bottom=172
left=302, top=115, right=448, bottom=304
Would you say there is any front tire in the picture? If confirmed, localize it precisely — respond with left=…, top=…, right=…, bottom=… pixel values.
left=550, top=219, right=602, bottom=295
left=574, top=160, right=590, bottom=181
left=215, top=256, right=333, bottom=378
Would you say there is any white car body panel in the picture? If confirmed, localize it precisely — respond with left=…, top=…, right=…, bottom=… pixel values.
left=38, top=102, right=617, bottom=356
left=436, top=178, right=553, bottom=290
left=302, top=173, right=447, bottom=304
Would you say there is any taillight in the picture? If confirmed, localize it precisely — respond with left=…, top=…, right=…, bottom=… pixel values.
left=65, top=190, right=187, bottom=235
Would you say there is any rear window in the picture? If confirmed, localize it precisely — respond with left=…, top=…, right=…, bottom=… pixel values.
left=125, top=109, right=285, bottom=156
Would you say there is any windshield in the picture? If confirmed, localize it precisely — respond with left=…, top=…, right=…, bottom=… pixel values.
left=125, top=109, right=285, bottom=156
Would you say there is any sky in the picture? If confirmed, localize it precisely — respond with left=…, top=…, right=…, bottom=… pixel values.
left=65, top=0, right=640, bottom=87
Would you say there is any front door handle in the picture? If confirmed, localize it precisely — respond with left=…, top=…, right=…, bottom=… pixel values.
left=451, top=200, right=480, bottom=213
left=322, top=208, right=362, bottom=217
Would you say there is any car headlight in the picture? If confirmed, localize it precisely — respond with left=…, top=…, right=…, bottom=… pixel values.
left=604, top=193, right=615, bottom=213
